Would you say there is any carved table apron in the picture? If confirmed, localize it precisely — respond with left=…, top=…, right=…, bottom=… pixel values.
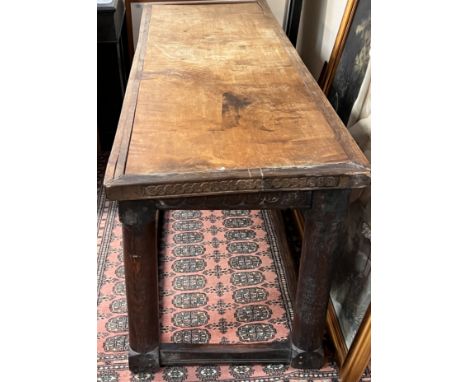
left=104, top=0, right=370, bottom=373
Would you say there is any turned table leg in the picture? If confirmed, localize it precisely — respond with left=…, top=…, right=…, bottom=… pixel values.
left=291, top=189, right=350, bottom=369
left=118, top=200, right=160, bottom=373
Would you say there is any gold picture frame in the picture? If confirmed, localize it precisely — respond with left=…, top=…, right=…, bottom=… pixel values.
left=319, top=0, right=359, bottom=94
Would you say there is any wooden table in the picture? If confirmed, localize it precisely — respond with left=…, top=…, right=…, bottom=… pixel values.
left=104, top=0, right=370, bottom=373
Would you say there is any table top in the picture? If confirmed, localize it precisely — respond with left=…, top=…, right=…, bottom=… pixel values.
left=104, top=0, right=370, bottom=201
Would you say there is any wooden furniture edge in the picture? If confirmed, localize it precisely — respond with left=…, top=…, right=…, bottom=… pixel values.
left=268, top=209, right=298, bottom=304
left=104, top=3, right=152, bottom=188
left=104, top=168, right=370, bottom=200
left=159, top=341, right=291, bottom=365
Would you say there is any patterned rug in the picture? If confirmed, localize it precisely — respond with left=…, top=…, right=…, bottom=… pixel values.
left=159, top=209, right=293, bottom=346
left=97, top=154, right=370, bottom=382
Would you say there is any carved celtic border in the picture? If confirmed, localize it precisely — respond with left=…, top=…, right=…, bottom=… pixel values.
left=144, top=176, right=339, bottom=197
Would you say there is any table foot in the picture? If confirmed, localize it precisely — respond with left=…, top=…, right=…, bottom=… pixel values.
left=290, top=344, right=324, bottom=369
left=128, top=347, right=160, bottom=374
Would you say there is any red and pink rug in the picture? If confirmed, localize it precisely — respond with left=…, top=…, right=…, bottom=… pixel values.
left=97, top=155, right=370, bottom=382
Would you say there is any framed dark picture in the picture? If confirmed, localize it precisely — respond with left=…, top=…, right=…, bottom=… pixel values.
left=325, top=0, right=371, bottom=125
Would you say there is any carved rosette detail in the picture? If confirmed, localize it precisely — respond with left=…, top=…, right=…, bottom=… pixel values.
left=143, top=176, right=339, bottom=197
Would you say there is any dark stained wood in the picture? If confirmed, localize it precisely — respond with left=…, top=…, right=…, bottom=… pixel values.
left=113, top=190, right=312, bottom=209
left=104, top=0, right=370, bottom=201
left=105, top=4, right=151, bottom=187
left=290, top=206, right=353, bottom=366
left=106, top=166, right=368, bottom=201
left=160, top=342, right=291, bottom=365
left=290, top=190, right=350, bottom=369
left=149, top=190, right=312, bottom=209
left=124, top=0, right=134, bottom=58
left=119, top=200, right=160, bottom=373
left=268, top=210, right=298, bottom=300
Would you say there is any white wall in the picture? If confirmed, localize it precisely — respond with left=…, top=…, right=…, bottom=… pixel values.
left=296, top=0, right=347, bottom=80
left=266, top=0, right=288, bottom=27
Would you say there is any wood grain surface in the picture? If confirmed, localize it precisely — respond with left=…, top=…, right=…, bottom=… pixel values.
left=105, top=0, right=370, bottom=201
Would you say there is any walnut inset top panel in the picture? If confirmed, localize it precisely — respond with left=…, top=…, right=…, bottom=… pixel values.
left=104, top=1, right=370, bottom=200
